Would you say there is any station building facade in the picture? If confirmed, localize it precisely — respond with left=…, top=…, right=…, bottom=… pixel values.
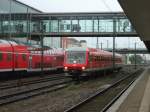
left=0, top=0, right=64, bottom=48
left=0, top=0, right=41, bottom=13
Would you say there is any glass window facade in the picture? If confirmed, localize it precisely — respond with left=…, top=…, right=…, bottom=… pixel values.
left=0, top=0, right=41, bottom=13
left=0, top=0, right=10, bottom=13
left=99, top=19, right=113, bottom=32
left=0, top=0, right=43, bottom=46
left=0, top=0, right=136, bottom=49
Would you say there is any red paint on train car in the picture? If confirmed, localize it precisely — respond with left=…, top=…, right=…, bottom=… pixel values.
left=64, top=47, right=123, bottom=76
left=0, top=39, right=64, bottom=73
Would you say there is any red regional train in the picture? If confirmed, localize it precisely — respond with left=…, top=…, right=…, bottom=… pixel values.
left=64, top=47, right=123, bottom=78
left=0, top=39, right=64, bottom=74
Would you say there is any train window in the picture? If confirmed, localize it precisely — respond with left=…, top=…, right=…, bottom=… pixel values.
left=101, top=56, right=104, bottom=61
left=66, top=51, right=86, bottom=64
left=106, top=57, right=108, bottom=61
left=0, top=52, right=2, bottom=61
left=99, top=56, right=101, bottom=61
left=16, top=54, right=18, bottom=57
left=7, top=53, right=12, bottom=61
left=22, top=54, right=26, bottom=61
left=89, top=55, right=92, bottom=61
left=67, top=25, right=71, bottom=30
left=60, top=25, right=64, bottom=30
left=94, top=56, right=97, bottom=61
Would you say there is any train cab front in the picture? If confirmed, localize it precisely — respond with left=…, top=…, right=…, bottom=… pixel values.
left=64, top=49, right=87, bottom=78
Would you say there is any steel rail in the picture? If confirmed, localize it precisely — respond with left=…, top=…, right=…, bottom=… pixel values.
left=0, top=73, right=66, bottom=90
left=64, top=69, right=143, bottom=112
left=0, top=79, right=72, bottom=106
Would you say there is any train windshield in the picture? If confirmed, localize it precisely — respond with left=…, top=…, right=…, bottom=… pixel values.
left=66, top=51, right=86, bottom=64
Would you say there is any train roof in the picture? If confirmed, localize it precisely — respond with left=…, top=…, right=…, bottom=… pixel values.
left=0, top=39, right=19, bottom=45
left=66, top=47, right=110, bottom=52
left=66, top=47, right=122, bottom=57
left=66, top=47, right=87, bottom=51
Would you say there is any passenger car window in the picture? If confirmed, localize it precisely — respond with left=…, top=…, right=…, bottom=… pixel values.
left=22, top=54, right=26, bottom=61
left=7, top=53, right=12, bottom=61
left=0, top=52, right=2, bottom=61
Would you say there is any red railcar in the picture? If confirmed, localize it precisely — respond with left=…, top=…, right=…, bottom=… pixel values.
left=64, top=47, right=123, bottom=77
left=0, top=39, right=64, bottom=73
left=0, top=40, right=29, bottom=72
left=28, top=47, right=64, bottom=72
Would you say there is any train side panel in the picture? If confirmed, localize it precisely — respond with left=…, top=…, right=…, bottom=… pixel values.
left=13, top=46, right=29, bottom=71
left=0, top=44, right=13, bottom=72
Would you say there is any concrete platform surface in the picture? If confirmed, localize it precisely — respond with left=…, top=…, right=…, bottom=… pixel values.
left=107, top=68, right=150, bottom=112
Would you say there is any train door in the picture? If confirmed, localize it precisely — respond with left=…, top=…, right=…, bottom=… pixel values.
left=15, top=53, right=18, bottom=69
left=52, top=56, right=57, bottom=68
left=28, top=55, right=32, bottom=70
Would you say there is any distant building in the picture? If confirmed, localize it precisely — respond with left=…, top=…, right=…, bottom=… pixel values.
left=62, top=37, right=69, bottom=49
left=44, top=37, right=61, bottom=48
left=62, top=37, right=80, bottom=49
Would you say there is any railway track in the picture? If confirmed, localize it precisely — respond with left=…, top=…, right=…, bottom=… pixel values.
left=64, top=68, right=143, bottom=112
left=0, top=73, right=66, bottom=90
left=0, top=73, right=72, bottom=106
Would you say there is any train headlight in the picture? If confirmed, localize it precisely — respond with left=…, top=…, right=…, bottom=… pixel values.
left=73, top=60, right=77, bottom=63
left=82, top=66, right=85, bottom=70
left=64, top=67, right=68, bottom=70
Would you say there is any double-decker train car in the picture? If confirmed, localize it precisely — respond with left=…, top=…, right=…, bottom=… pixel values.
left=28, top=46, right=64, bottom=72
left=0, top=39, right=64, bottom=74
left=0, top=39, right=29, bottom=72
left=64, top=47, right=123, bottom=77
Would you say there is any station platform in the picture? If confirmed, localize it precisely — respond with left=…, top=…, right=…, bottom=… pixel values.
left=107, top=67, right=150, bottom=112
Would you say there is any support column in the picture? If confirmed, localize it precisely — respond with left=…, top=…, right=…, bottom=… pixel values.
left=0, top=15, right=2, bottom=38
left=58, top=19, right=60, bottom=32
left=134, top=42, right=137, bottom=69
left=100, top=42, right=103, bottom=50
left=40, top=21, right=44, bottom=74
left=92, top=18, right=94, bottom=32
left=71, top=18, right=73, bottom=32
left=98, top=18, right=99, bottom=32
left=113, top=18, right=116, bottom=71
left=113, top=37, right=115, bottom=70
left=107, top=40, right=109, bottom=49
left=28, top=14, right=32, bottom=44
left=26, top=8, right=29, bottom=43
left=77, top=18, right=79, bottom=32
left=49, top=16, right=51, bottom=33
left=9, top=0, right=12, bottom=39
left=96, top=37, right=99, bottom=48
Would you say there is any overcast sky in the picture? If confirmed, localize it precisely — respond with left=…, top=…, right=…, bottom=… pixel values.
left=18, top=0, right=123, bottom=12
left=18, top=0, right=145, bottom=49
